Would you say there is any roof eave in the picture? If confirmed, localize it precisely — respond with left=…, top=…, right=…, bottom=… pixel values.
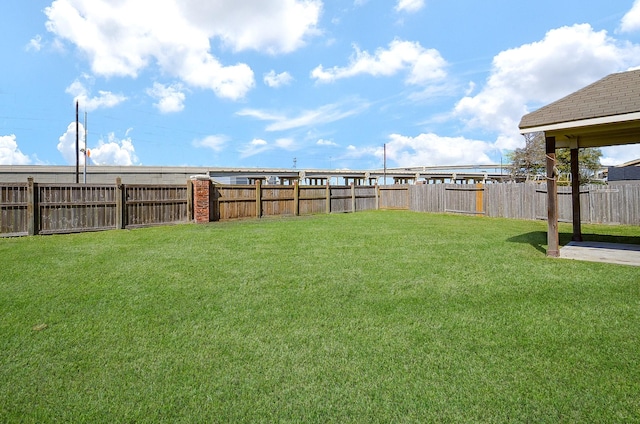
left=519, top=111, right=640, bottom=134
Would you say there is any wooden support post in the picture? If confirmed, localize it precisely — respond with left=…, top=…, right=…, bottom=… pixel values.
left=545, top=136, right=559, bottom=257
left=375, top=184, right=380, bottom=210
left=256, top=179, right=262, bottom=219
left=325, top=181, right=331, bottom=214
left=115, top=177, right=126, bottom=229
left=293, top=180, right=300, bottom=216
left=570, top=147, right=582, bottom=242
left=351, top=183, right=356, bottom=213
left=26, top=177, right=38, bottom=236
left=210, top=183, right=217, bottom=222
left=186, top=179, right=194, bottom=222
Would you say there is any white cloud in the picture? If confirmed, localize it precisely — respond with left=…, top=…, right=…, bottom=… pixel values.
left=193, top=135, right=229, bottom=152
left=44, top=0, right=321, bottom=100
left=340, top=144, right=381, bottom=168
left=264, top=70, right=293, bottom=88
left=57, top=122, right=88, bottom=165
left=147, top=82, right=186, bottom=113
left=89, top=134, right=140, bottom=166
left=26, top=35, right=43, bottom=52
left=312, top=39, right=447, bottom=85
left=240, top=138, right=270, bottom=158
left=317, top=138, right=338, bottom=146
left=177, top=0, right=322, bottom=54
left=386, top=133, right=493, bottom=166
left=601, top=145, right=640, bottom=166
left=239, top=137, right=298, bottom=158
left=275, top=138, right=296, bottom=149
left=237, top=100, right=368, bottom=131
left=66, top=80, right=126, bottom=112
left=620, top=0, right=640, bottom=33
left=395, top=0, right=424, bottom=13
left=251, top=139, right=268, bottom=146
left=174, top=54, right=255, bottom=100
left=235, top=109, right=284, bottom=122
left=0, top=135, right=31, bottom=165
left=57, top=122, right=139, bottom=165
left=464, top=81, right=476, bottom=96
left=454, top=24, right=640, bottom=151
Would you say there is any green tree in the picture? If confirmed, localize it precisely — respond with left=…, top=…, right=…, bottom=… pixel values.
left=555, top=146, right=603, bottom=184
left=507, top=132, right=602, bottom=184
left=507, top=132, right=546, bottom=182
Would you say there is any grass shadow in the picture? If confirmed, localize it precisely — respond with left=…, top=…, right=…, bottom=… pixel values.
left=507, top=231, right=573, bottom=254
left=509, top=231, right=640, bottom=254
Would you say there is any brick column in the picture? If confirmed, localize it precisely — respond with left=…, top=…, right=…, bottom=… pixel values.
left=191, top=175, right=211, bottom=223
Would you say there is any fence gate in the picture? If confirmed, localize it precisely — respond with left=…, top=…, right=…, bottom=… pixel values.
left=445, top=184, right=485, bottom=215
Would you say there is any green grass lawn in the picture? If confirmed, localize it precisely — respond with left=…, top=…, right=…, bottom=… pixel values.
left=1, top=210, right=639, bottom=423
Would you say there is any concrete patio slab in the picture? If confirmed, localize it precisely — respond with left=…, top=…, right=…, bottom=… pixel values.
left=559, top=241, right=640, bottom=267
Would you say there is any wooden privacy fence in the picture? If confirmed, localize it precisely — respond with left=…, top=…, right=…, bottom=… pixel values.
left=1, top=178, right=190, bottom=237
left=1, top=179, right=380, bottom=236
left=1, top=182, right=28, bottom=237
left=406, top=183, right=640, bottom=225
left=3, top=179, right=640, bottom=237
left=209, top=181, right=378, bottom=221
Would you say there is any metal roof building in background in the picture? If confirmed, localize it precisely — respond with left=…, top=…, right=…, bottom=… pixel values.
left=0, top=164, right=510, bottom=185
left=608, top=158, right=640, bottom=185
left=0, top=165, right=211, bottom=184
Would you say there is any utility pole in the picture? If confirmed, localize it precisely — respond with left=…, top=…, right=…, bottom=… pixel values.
left=83, top=111, right=87, bottom=184
left=293, top=157, right=297, bottom=169
left=383, top=144, right=387, bottom=185
left=75, top=101, right=79, bottom=183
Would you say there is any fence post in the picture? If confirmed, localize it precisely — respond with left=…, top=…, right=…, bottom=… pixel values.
left=210, top=182, right=217, bottom=222
left=191, top=175, right=211, bottom=223
left=351, top=183, right=356, bottom=213
left=115, top=177, right=126, bottom=229
left=325, top=181, right=331, bottom=214
left=294, top=180, right=299, bottom=216
left=375, top=184, right=380, bottom=210
left=186, top=179, right=194, bottom=222
left=27, top=177, right=38, bottom=236
left=475, top=183, right=484, bottom=215
left=256, top=179, right=262, bottom=218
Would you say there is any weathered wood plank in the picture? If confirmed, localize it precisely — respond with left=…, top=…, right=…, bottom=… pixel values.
left=379, top=185, right=409, bottom=210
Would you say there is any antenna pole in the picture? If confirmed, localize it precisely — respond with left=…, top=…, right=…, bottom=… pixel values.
left=75, top=101, right=79, bottom=183
left=83, top=111, right=87, bottom=184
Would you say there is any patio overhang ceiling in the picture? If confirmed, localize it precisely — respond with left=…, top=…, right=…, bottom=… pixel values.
left=521, top=111, right=640, bottom=149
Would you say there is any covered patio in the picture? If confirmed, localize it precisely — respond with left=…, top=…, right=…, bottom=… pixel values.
left=519, top=69, right=640, bottom=264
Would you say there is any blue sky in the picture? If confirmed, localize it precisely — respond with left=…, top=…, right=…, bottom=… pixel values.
left=2, top=0, right=640, bottom=169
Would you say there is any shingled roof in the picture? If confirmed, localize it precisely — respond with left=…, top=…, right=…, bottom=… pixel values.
left=519, top=69, right=640, bottom=149
left=520, top=69, right=640, bottom=129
